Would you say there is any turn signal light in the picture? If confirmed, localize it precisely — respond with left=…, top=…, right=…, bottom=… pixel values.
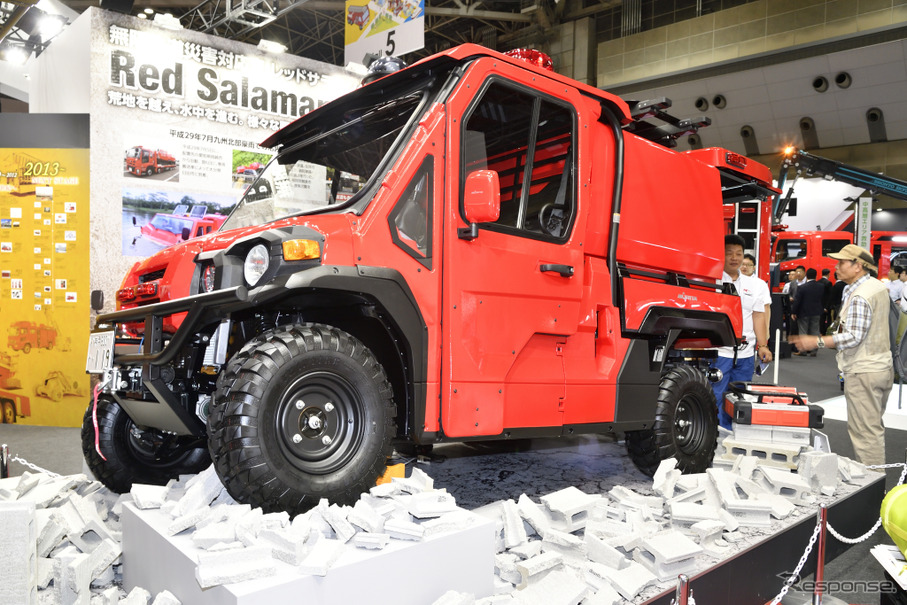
left=136, top=282, right=158, bottom=297
left=116, top=287, right=136, bottom=302
left=282, top=239, right=320, bottom=261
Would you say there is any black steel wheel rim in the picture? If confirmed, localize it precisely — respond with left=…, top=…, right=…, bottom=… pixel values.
left=674, top=394, right=707, bottom=454
left=275, top=370, right=365, bottom=475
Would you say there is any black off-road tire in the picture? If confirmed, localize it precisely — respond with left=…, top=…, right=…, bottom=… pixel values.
left=81, top=397, right=211, bottom=493
left=207, top=323, right=396, bottom=515
left=626, top=365, right=717, bottom=477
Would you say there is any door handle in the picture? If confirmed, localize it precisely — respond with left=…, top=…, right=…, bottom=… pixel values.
left=540, top=263, right=574, bottom=277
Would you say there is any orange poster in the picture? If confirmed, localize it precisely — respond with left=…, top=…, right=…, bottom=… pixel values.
left=0, top=148, right=90, bottom=427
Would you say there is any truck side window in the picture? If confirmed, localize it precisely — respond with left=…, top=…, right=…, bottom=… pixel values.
left=463, top=81, right=575, bottom=240
left=389, top=156, right=432, bottom=266
left=821, top=239, right=849, bottom=255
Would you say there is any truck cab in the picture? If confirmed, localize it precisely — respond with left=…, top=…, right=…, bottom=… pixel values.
left=85, top=45, right=777, bottom=513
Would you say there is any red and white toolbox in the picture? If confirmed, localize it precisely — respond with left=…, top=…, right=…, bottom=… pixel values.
left=723, top=382, right=824, bottom=428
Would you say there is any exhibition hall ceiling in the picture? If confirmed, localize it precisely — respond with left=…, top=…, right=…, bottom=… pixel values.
left=49, top=0, right=622, bottom=66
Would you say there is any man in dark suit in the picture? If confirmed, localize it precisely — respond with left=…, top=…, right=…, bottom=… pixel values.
left=819, top=268, right=833, bottom=333
left=792, top=267, right=825, bottom=357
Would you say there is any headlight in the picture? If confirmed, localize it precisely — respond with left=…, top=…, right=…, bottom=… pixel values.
left=202, top=264, right=216, bottom=292
left=243, top=244, right=270, bottom=286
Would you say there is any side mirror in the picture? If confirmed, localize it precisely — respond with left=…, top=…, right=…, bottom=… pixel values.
left=90, top=290, right=104, bottom=312
left=459, top=170, right=500, bottom=240
left=181, top=227, right=191, bottom=241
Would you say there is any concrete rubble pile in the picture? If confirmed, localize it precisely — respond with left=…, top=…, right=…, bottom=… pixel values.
left=0, top=422, right=872, bottom=605
left=433, top=434, right=869, bottom=605
left=0, top=470, right=181, bottom=604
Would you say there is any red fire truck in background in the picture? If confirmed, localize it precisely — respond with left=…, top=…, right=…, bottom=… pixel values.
left=126, top=146, right=177, bottom=177
left=771, top=148, right=907, bottom=287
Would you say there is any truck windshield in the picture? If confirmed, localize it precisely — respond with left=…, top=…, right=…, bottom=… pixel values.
left=221, top=85, right=429, bottom=231
left=150, top=215, right=193, bottom=235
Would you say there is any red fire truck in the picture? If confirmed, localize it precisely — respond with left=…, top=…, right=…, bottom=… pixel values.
left=8, top=321, right=56, bottom=354
left=126, top=146, right=177, bottom=177
left=84, top=45, right=778, bottom=513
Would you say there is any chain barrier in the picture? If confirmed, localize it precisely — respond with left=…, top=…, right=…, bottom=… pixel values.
left=825, top=461, right=907, bottom=544
left=0, top=444, right=61, bottom=479
left=768, top=519, right=822, bottom=605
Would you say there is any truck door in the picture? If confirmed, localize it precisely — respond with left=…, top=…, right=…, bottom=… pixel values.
left=441, top=70, right=585, bottom=438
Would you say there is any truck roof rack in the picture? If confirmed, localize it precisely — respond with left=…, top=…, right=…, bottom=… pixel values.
left=622, top=97, right=711, bottom=148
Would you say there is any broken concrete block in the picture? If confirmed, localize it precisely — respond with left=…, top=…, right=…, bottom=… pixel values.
left=500, top=499, right=528, bottom=548
left=0, top=500, right=37, bottom=605
left=690, top=519, right=729, bottom=556
left=494, top=552, right=522, bottom=586
left=515, top=551, right=562, bottom=589
left=195, top=545, right=277, bottom=588
left=348, top=499, right=385, bottom=534
left=297, top=538, right=346, bottom=576
left=174, top=466, right=223, bottom=516
left=259, top=525, right=313, bottom=565
left=36, top=511, right=68, bottom=557
left=192, top=519, right=241, bottom=550
left=407, top=490, right=459, bottom=519
left=53, top=550, right=91, bottom=605
left=667, top=501, right=723, bottom=529
left=757, top=466, right=814, bottom=504
left=319, top=502, right=357, bottom=542
left=421, top=511, right=475, bottom=538
left=509, top=540, right=542, bottom=560
left=87, top=537, right=121, bottom=577
left=652, top=458, right=681, bottom=499
left=731, top=455, right=760, bottom=481
left=119, top=586, right=152, bottom=604
left=635, top=530, right=703, bottom=581
left=36, top=557, right=54, bottom=590
left=514, top=568, right=587, bottom=605
left=369, top=482, right=401, bottom=498
left=607, top=486, right=663, bottom=512
left=540, top=486, right=600, bottom=532
left=350, top=532, right=390, bottom=550
left=517, top=494, right=551, bottom=537
left=385, top=517, right=425, bottom=541
left=92, top=585, right=121, bottom=605
left=724, top=499, right=773, bottom=528
left=392, top=467, right=434, bottom=494
left=589, top=560, right=656, bottom=600
left=585, top=532, right=629, bottom=570
left=129, top=485, right=167, bottom=510
left=90, top=564, right=115, bottom=588
left=166, top=506, right=213, bottom=536
left=798, top=451, right=839, bottom=495
left=753, top=493, right=796, bottom=519
left=150, top=590, right=181, bottom=605
left=16, top=471, right=41, bottom=497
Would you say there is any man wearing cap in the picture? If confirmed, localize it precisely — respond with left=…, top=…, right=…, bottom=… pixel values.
left=795, top=244, right=892, bottom=467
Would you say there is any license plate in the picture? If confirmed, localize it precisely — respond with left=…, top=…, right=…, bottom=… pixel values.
left=86, top=330, right=116, bottom=374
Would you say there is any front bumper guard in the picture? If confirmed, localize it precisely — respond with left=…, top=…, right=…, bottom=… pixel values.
left=94, top=286, right=249, bottom=436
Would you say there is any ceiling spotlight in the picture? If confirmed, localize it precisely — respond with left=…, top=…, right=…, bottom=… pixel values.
left=137, top=13, right=146, bottom=18
left=258, top=39, right=287, bottom=53
left=2, top=45, right=30, bottom=65
left=144, top=7, right=154, bottom=13
left=37, top=14, right=66, bottom=41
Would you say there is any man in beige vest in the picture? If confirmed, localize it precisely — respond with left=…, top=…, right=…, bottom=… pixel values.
left=794, top=244, right=892, bottom=468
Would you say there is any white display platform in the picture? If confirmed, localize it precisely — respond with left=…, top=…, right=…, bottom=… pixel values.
left=122, top=503, right=495, bottom=604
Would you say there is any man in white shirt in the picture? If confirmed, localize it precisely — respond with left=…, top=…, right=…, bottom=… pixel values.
left=712, top=235, right=773, bottom=430
left=888, top=266, right=906, bottom=302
